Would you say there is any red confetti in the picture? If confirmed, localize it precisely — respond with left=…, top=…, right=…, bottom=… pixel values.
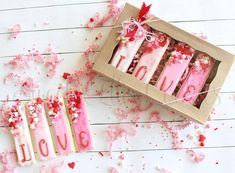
left=36, top=97, right=44, bottom=104
left=198, top=134, right=206, bottom=147
left=67, top=162, right=75, bottom=169
left=62, top=72, right=71, bottom=79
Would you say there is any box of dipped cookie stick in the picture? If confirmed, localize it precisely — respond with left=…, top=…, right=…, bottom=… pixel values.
left=93, top=2, right=235, bottom=123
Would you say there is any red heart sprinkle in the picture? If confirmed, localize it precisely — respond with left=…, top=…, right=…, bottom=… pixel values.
left=36, top=97, right=44, bottom=104
left=68, top=162, right=75, bottom=169
left=63, top=72, right=71, bottom=80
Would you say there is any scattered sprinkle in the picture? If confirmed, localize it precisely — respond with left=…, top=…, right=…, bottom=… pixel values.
left=8, top=24, right=22, bottom=40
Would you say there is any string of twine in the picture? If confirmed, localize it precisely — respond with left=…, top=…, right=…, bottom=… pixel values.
left=161, top=87, right=222, bottom=105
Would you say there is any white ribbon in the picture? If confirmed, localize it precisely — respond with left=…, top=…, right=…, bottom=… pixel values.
left=120, top=17, right=155, bottom=42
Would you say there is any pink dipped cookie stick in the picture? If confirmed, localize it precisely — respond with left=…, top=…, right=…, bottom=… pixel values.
left=64, top=90, right=93, bottom=152
left=132, top=31, right=171, bottom=83
left=155, top=42, right=195, bottom=95
left=110, top=25, right=150, bottom=72
left=45, top=96, right=75, bottom=155
left=25, top=97, right=56, bottom=161
left=176, top=53, right=215, bottom=104
left=6, top=100, right=36, bottom=166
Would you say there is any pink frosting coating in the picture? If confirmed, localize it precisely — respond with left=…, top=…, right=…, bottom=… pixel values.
left=66, top=90, right=93, bottom=152
left=110, top=33, right=145, bottom=72
left=46, top=96, right=74, bottom=155
left=132, top=32, right=171, bottom=83
left=155, top=42, right=195, bottom=95
left=176, top=53, right=215, bottom=104
left=7, top=101, right=35, bottom=166
left=26, top=98, right=56, bottom=160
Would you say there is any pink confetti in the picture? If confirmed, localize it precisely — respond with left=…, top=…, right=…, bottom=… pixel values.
left=8, top=24, right=22, bottom=40
left=186, top=149, right=205, bottom=163
left=40, top=161, right=64, bottom=173
left=150, top=112, right=182, bottom=149
left=0, top=150, right=18, bottom=173
left=105, top=125, right=136, bottom=153
left=82, top=43, right=99, bottom=58
left=109, top=167, right=119, bottom=173
left=3, top=73, right=21, bottom=84
left=20, top=77, right=39, bottom=95
left=45, top=52, right=62, bottom=78
left=64, top=42, right=98, bottom=92
left=156, top=166, right=172, bottom=173
left=85, top=0, right=123, bottom=28
left=191, top=32, right=208, bottom=40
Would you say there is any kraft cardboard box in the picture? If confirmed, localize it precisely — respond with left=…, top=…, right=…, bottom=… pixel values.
left=93, top=3, right=235, bottom=123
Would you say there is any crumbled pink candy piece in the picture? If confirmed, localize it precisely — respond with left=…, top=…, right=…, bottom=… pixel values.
left=109, top=167, right=118, bottom=173
left=150, top=112, right=182, bottom=149
left=105, top=125, right=136, bottom=153
left=156, top=166, right=173, bottom=173
left=0, top=150, right=18, bottom=173
left=45, top=52, right=62, bottom=78
left=20, top=77, right=39, bottom=95
left=186, top=149, right=205, bottom=163
left=8, top=24, right=22, bottom=40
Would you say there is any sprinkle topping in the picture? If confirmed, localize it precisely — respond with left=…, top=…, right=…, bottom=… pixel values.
left=143, top=32, right=168, bottom=53
left=66, top=90, right=82, bottom=123
left=46, top=96, right=63, bottom=123
left=192, top=53, right=212, bottom=74
left=169, top=43, right=194, bottom=64
left=7, top=101, right=23, bottom=135
left=27, top=97, right=44, bottom=130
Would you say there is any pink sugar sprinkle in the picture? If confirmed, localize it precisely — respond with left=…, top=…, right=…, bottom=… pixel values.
left=109, top=167, right=119, bottom=173
left=150, top=112, right=182, bottom=149
left=0, top=150, right=18, bottom=173
left=156, top=166, right=172, bottom=173
left=20, top=77, right=39, bottom=95
left=186, top=149, right=205, bottom=163
left=105, top=125, right=136, bottom=153
left=45, top=52, right=62, bottom=78
left=8, top=24, right=22, bottom=40
left=85, top=0, right=123, bottom=28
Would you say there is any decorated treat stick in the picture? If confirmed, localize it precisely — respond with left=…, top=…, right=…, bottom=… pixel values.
left=155, top=42, right=195, bottom=95
left=25, top=97, right=56, bottom=161
left=64, top=90, right=92, bottom=152
left=45, top=96, right=75, bottom=155
left=132, top=31, right=171, bottom=83
left=110, top=28, right=146, bottom=72
left=176, top=53, right=215, bottom=104
left=6, top=100, right=35, bottom=166
left=110, top=3, right=152, bottom=72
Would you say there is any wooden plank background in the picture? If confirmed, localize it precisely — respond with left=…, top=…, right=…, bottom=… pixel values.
left=0, top=0, right=235, bottom=172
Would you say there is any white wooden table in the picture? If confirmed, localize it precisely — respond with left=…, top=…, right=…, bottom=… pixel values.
left=0, top=0, right=235, bottom=172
